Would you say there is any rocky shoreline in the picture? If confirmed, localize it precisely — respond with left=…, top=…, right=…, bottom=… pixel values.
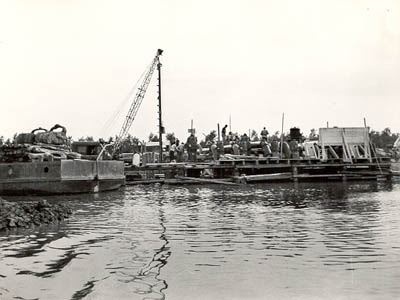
left=0, top=197, right=72, bottom=232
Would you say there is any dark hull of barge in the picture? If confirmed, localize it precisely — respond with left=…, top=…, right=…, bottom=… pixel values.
left=0, top=160, right=125, bottom=196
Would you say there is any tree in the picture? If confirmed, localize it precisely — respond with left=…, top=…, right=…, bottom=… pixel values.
left=0, top=136, right=3, bottom=145
left=78, top=136, right=94, bottom=142
left=66, top=136, right=72, bottom=147
left=269, top=131, right=280, bottom=141
left=250, top=130, right=259, bottom=141
left=309, top=128, right=318, bottom=140
left=166, top=132, right=176, bottom=145
left=148, top=132, right=159, bottom=142
left=383, top=127, right=391, bottom=136
left=120, top=134, right=140, bottom=153
left=12, top=133, right=18, bottom=143
left=268, top=130, right=290, bottom=142
left=200, top=130, right=217, bottom=147
left=370, top=128, right=399, bottom=150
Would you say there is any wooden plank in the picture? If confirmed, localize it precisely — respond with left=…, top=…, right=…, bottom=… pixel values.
left=164, top=179, right=208, bottom=185
left=328, top=146, right=339, bottom=159
left=293, top=174, right=344, bottom=178
left=175, top=176, right=239, bottom=185
left=126, top=179, right=165, bottom=185
left=343, top=170, right=391, bottom=176
left=242, top=173, right=293, bottom=182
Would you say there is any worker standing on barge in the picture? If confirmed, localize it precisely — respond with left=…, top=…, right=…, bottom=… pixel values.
left=232, top=141, right=240, bottom=155
left=240, top=133, right=250, bottom=155
left=170, top=141, right=177, bottom=162
left=261, top=127, right=269, bottom=142
left=221, top=125, right=228, bottom=142
left=210, top=140, right=218, bottom=160
left=186, top=133, right=198, bottom=162
left=177, top=142, right=185, bottom=162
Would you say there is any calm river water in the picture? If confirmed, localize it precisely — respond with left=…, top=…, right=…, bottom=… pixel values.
left=1, top=181, right=400, bottom=300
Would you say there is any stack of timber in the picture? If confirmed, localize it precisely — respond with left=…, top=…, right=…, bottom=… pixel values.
left=0, top=144, right=81, bottom=163
left=0, top=144, right=31, bottom=163
left=1, top=125, right=81, bottom=163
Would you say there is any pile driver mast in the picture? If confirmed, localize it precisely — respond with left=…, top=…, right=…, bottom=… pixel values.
left=111, top=49, right=163, bottom=157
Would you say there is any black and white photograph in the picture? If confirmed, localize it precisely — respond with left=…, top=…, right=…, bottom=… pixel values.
left=0, top=0, right=399, bottom=299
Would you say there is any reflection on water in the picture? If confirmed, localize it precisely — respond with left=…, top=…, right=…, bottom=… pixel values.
left=1, top=181, right=400, bottom=299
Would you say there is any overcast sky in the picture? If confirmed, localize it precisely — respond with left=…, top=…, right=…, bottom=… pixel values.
left=0, top=0, right=399, bottom=141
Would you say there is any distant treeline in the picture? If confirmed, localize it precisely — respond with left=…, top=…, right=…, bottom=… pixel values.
left=369, top=128, right=399, bottom=150
left=1, top=128, right=399, bottom=151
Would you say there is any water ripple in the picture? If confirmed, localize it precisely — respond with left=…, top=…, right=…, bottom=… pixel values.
left=0, top=182, right=400, bottom=299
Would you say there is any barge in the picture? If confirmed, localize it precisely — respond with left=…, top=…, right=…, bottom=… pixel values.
left=0, top=160, right=124, bottom=196
left=0, top=126, right=125, bottom=196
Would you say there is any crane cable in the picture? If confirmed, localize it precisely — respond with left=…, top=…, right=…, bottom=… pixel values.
left=99, top=60, right=153, bottom=138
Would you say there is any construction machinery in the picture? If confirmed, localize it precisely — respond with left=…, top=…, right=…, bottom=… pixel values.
left=96, top=49, right=163, bottom=160
left=107, top=49, right=164, bottom=159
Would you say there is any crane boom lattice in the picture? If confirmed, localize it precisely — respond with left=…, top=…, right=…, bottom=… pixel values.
left=112, top=49, right=163, bottom=155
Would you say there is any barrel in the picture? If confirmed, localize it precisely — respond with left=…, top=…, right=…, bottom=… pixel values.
left=290, top=127, right=301, bottom=141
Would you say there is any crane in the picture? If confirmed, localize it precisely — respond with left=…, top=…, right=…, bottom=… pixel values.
left=111, top=49, right=163, bottom=157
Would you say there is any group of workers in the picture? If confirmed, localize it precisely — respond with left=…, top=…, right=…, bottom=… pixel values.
left=167, top=134, right=199, bottom=163
left=221, top=125, right=269, bottom=144
left=168, top=139, right=185, bottom=162
left=165, top=126, right=304, bottom=163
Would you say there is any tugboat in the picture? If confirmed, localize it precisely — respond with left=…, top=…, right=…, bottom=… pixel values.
left=0, top=125, right=125, bottom=196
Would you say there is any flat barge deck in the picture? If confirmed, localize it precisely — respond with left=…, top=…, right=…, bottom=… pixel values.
left=125, top=157, right=392, bottom=185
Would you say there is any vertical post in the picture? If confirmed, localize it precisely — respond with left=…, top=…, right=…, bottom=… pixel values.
left=293, top=166, right=298, bottom=183
left=327, top=121, right=329, bottom=128
left=364, top=117, right=371, bottom=161
left=280, top=113, right=285, bottom=158
left=191, top=119, right=193, bottom=131
left=364, top=118, right=376, bottom=165
left=217, top=123, right=220, bottom=141
left=157, top=60, right=163, bottom=162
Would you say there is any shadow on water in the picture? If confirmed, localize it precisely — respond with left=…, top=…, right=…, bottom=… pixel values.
left=3, top=231, right=67, bottom=258
left=71, top=279, right=98, bottom=300
left=17, top=249, right=89, bottom=278
left=15, top=235, right=113, bottom=278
